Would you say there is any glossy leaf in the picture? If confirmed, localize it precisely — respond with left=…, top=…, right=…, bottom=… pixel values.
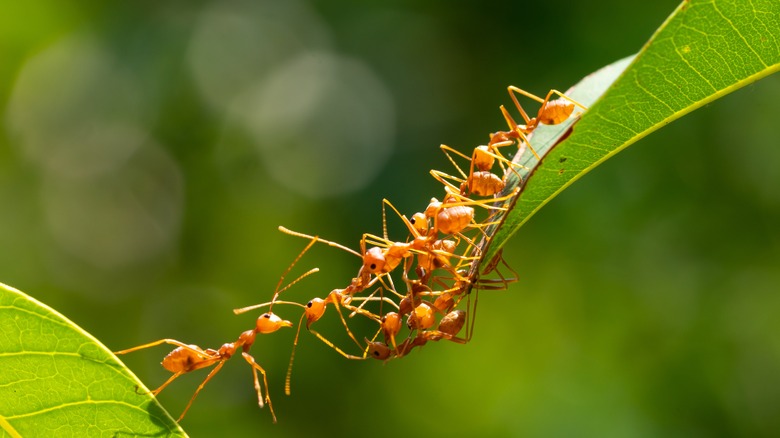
left=0, top=282, right=186, bottom=437
left=480, top=0, right=780, bottom=265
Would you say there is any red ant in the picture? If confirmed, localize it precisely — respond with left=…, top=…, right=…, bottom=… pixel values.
left=114, top=311, right=293, bottom=423
left=114, top=239, right=324, bottom=422
left=489, top=86, right=587, bottom=160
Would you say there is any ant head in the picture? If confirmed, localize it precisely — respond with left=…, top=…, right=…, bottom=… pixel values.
left=365, top=339, right=392, bottom=360
left=363, top=246, right=386, bottom=274
left=304, top=298, right=326, bottom=327
left=438, top=309, right=466, bottom=336
left=256, top=312, right=293, bottom=334
left=410, top=212, right=428, bottom=235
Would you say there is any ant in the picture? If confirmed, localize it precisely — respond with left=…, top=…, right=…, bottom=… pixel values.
left=432, top=143, right=527, bottom=198
left=355, top=194, right=506, bottom=301
left=114, top=238, right=323, bottom=423
left=489, top=85, right=587, bottom=160
left=275, top=205, right=477, bottom=300
left=114, top=311, right=293, bottom=423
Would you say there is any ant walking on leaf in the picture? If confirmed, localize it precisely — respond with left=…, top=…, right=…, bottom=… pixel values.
left=432, top=143, right=527, bottom=197
left=489, top=86, right=587, bottom=160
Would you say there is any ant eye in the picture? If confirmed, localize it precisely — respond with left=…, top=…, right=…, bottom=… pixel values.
left=370, top=263, right=377, bottom=270
left=306, top=301, right=313, bottom=308
left=262, top=313, right=270, bottom=319
left=410, top=217, right=416, bottom=224
left=373, top=350, right=380, bottom=357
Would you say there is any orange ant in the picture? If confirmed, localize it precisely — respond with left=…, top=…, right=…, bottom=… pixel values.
left=235, top=229, right=399, bottom=345
left=232, top=232, right=376, bottom=357
left=272, top=225, right=405, bottom=299
left=406, top=187, right=520, bottom=267
left=385, top=190, right=516, bottom=248
left=274, top=205, right=477, bottom=297
left=234, top=281, right=398, bottom=395
left=432, top=143, right=527, bottom=198
left=114, top=238, right=325, bottom=422
left=489, top=85, right=587, bottom=160
left=114, top=311, right=293, bottom=423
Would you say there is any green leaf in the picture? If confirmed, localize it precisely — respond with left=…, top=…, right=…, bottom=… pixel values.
left=0, top=282, right=186, bottom=437
left=480, top=0, right=780, bottom=265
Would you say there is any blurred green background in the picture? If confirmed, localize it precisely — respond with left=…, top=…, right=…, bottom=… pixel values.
left=2, top=1, right=779, bottom=437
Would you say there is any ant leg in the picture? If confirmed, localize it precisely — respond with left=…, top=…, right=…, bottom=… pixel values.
left=283, top=301, right=371, bottom=395
left=177, top=360, right=227, bottom=422
left=347, top=287, right=401, bottom=319
left=146, top=371, right=184, bottom=397
left=442, top=187, right=516, bottom=210
left=309, top=329, right=365, bottom=360
left=472, top=257, right=520, bottom=291
left=114, top=338, right=199, bottom=356
left=242, top=352, right=277, bottom=423
left=430, top=169, right=465, bottom=194
left=508, top=85, right=545, bottom=105
left=466, top=289, right=478, bottom=342
left=328, top=295, right=371, bottom=350
left=544, top=89, right=588, bottom=111
left=439, top=144, right=472, bottom=179
left=507, top=84, right=552, bottom=121
left=499, top=106, right=541, bottom=160
left=480, top=143, right=528, bottom=176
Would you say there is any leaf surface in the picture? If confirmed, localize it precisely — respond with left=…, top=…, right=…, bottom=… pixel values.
left=0, top=282, right=186, bottom=437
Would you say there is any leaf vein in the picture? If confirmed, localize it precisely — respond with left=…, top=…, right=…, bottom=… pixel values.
left=4, top=399, right=151, bottom=421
